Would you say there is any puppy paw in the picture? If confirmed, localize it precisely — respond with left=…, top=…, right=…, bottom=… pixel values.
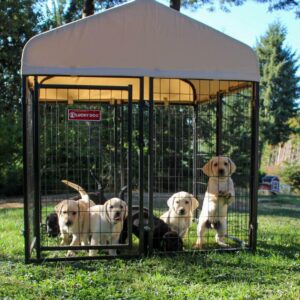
left=224, top=192, right=232, bottom=198
left=66, top=250, right=76, bottom=257
left=192, top=243, right=202, bottom=250
left=219, top=191, right=231, bottom=198
left=216, top=241, right=229, bottom=248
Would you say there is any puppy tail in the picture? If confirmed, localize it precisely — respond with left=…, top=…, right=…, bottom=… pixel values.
left=61, top=180, right=89, bottom=202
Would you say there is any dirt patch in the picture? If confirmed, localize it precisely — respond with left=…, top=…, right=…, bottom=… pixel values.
left=0, top=203, right=23, bottom=209
left=0, top=197, right=23, bottom=209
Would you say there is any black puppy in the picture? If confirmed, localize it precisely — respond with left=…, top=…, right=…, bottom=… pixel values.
left=119, top=209, right=183, bottom=254
left=45, top=212, right=60, bottom=237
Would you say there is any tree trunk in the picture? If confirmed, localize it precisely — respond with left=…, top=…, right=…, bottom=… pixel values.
left=170, top=0, right=181, bottom=11
left=82, top=0, right=94, bottom=18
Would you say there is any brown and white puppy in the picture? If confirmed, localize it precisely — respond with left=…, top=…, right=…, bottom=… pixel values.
left=160, top=191, right=199, bottom=238
left=55, top=180, right=96, bottom=256
left=89, top=198, right=128, bottom=256
left=193, top=156, right=236, bottom=249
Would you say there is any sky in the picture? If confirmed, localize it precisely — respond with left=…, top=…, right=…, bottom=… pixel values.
left=159, top=0, right=300, bottom=60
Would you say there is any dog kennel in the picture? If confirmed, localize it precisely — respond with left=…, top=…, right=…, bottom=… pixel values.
left=22, top=0, right=259, bottom=263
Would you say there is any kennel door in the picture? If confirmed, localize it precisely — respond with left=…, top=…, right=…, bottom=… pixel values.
left=35, top=84, right=134, bottom=259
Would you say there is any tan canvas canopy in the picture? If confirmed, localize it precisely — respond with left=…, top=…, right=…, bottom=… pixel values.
left=21, top=0, right=259, bottom=103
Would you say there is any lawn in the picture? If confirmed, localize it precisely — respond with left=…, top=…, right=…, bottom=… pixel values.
left=0, top=195, right=299, bottom=299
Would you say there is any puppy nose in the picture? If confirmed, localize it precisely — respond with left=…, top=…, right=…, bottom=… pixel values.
left=115, top=211, right=121, bottom=217
left=179, top=208, right=185, bottom=215
left=66, top=220, right=72, bottom=226
left=219, top=169, right=225, bottom=176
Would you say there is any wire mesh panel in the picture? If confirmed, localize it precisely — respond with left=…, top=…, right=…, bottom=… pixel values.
left=149, top=79, right=254, bottom=253
left=195, top=83, right=253, bottom=250
left=27, top=84, right=137, bottom=260
left=23, top=77, right=257, bottom=261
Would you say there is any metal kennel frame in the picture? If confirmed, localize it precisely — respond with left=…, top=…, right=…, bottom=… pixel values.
left=145, top=78, right=259, bottom=255
left=23, top=75, right=259, bottom=263
left=21, top=0, right=261, bottom=263
left=22, top=77, right=149, bottom=263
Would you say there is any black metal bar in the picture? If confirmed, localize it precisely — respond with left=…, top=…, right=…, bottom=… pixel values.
left=41, top=244, right=131, bottom=251
left=31, top=254, right=142, bottom=263
left=127, top=85, right=133, bottom=249
left=216, top=92, right=223, bottom=155
left=152, top=247, right=251, bottom=257
left=249, top=82, right=259, bottom=252
left=138, top=78, right=144, bottom=255
left=114, top=102, right=118, bottom=195
left=120, top=102, right=125, bottom=188
left=22, top=76, right=30, bottom=263
left=148, top=77, right=154, bottom=255
left=39, top=84, right=130, bottom=90
left=193, top=105, right=198, bottom=197
left=33, top=76, right=41, bottom=261
left=193, top=104, right=199, bottom=220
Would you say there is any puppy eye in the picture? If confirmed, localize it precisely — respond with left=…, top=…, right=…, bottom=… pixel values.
left=109, top=205, right=114, bottom=209
left=72, top=212, right=77, bottom=216
left=120, top=205, right=123, bottom=209
left=185, top=201, right=189, bottom=204
left=214, top=163, right=218, bottom=167
left=63, top=211, right=67, bottom=214
left=224, top=162, right=228, bottom=166
left=176, top=201, right=179, bottom=204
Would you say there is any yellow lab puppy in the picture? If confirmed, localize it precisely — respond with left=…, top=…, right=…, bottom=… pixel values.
left=55, top=180, right=96, bottom=256
left=193, top=156, right=236, bottom=249
left=160, top=191, right=199, bottom=238
left=89, top=198, right=128, bottom=256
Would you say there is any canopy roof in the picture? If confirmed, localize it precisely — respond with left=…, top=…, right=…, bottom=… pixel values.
left=21, top=0, right=259, bottom=82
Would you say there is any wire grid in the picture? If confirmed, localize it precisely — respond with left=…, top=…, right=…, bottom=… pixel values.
left=33, top=80, right=254, bottom=258
left=150, top=79, right=253, bottom=252
left=39, top=87, right=135, bottom=257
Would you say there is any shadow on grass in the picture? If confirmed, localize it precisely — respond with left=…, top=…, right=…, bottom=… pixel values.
left=258, top=207, right=300, bottom=219
left=0, top=254, right=24, bottom=263
left=257, top=240, right=300, bottom=260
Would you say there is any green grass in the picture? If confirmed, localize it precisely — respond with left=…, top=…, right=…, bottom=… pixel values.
left=0, top=196, right=300, bottom=299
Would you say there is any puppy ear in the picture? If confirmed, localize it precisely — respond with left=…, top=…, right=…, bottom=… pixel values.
left=202, top=159, right=213, bottom=177
left=167, top=194, right=175, bottom=209
left=100, top=201, right=110, bottom=222
left=228, top=158, right=236, bottom=175
left=55, top=201, right=64, bottom=215
left=190, top=196, right=199, bottom=211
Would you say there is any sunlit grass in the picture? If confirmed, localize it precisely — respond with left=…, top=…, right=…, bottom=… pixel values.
left=0, top=195, right=299, bottom=299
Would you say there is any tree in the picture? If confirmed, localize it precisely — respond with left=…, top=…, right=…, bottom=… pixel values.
left=0, top=0, right=40, bottom=195
left=280, top=162, right=300, bottom=193
left=170, top=0, right=181, bottom=11
left=256, top=22, right=299, bottom=147
left=182, top=0, right=300, bottom=18
left=83, top=0, right=94, bottom=17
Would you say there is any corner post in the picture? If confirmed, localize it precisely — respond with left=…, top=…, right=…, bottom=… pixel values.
left=250, top=82, right=259, bottom=252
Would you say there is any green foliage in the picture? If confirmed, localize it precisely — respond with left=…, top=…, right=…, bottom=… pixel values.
left=182, top=0, right=300, bottom=18
left=222, top=89, right=252, bottom=187
left=256, top=22, right=299, bottom=147
left=0, top=0, right=38, bottom=111
left=280, top=163, right=300, bottom=193
left=0, top=0, right=40, bottom=196
left=0, top=115, right=23, bottom=196
left=41, top=0, right=127, bottom=29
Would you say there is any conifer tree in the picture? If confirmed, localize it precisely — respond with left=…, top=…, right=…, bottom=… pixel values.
left=256, top=22, right=299, bottom=146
